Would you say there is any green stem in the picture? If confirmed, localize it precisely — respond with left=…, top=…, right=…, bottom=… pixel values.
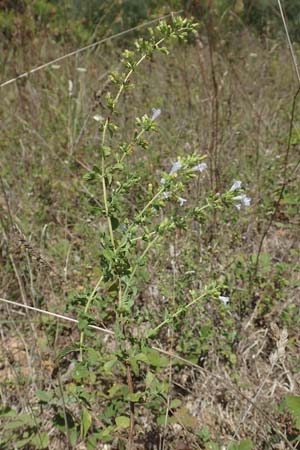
left=150, top=291, right=207, bottom=336
left=113, top=38, right=164, bottom=109
left=99, top=46, right=164, bottom=248
left=100, top=37, right=166, bottom=246
left=98, top=36, right=167, bottom=337
left=131, top=231, right=156, bottom=242
left=101, top=120, right=115, bottom=249
left=79, top=275, right=104, bottom=361
left=137, top=187, right=165, bottom=221
left=122, top=234, right=160, bottom=303
left=120, top=128, right=146, bottom=164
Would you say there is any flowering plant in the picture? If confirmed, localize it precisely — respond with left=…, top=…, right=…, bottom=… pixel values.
left=77, top=16, right=252, bottom=446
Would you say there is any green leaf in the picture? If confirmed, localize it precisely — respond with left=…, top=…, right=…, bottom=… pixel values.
left=156, top=414, right=170, bottom=426
left=81, top=407, right=92, bottom=438
left=15, top=435, right=34, bottom=448
left=4, top=420, right=28, bottom=431
left=0, top=407, right=17, bottom=418
left=101, top=425, right=114, bottom=437
left=109, top=383, right=123, bottom=397
left=196, top=425, right=210, bottom=442
left=229, top=440, right=253, bottom=450
left=113, top=162, right=124, bottom=171
left=69, top=426, right=78, bottom=447
left=36, top=390, right=53, bottom=404
left=31, top=432, right=49, bottom=449
left=104, top=357, right=118, bottom=373
left=87, top=432, right=102, bottom=450
left=129, top=356, right=139, bottom=376
left=78, top=318, right=89, bottom=331
left=103, top=403, right=116, bottom=419
left=102, top=248, right=114, bottom=261
left=145, top=370, right=156, bottom=389
left=4, top=414, right=36, bottom=430
left=101, top=145, right=111, bottom=157
left=87, top=347, right=100, bottom=365
left=53, top=411, right=77, bottom=447
left=145, top=371, right=169, bottom=396
left=128, top=392, right=143, bottom=402
left=206, top=443, right=220, bottom=450
left=135, top=352, right=148, bottom=363
left=73, top=363, right=89, bottom=381
left=238, top=440, right=253, bottom=450
left=145, top=348, right=169, bottom=368
left=115, top=416, right=130, bottom=429
left=111, top=216, right=119, bottom=230
left=170, top=398, right=182, bottom=409
left=284, top=395, right=300, bottom=429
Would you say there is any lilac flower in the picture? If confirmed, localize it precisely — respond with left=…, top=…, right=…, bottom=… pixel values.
left=219, top=296, right=230, bottom=305
left=151, top=108, right=161, bottom=121
left=234, top=193, right=251, bottom=209
left=192, top=162, right=207, bottom=172
left=178, top=197, right=187, bottom=206
left=230, top=180, right=242, bottom=192
left=170, top=160, right=182, bottom=175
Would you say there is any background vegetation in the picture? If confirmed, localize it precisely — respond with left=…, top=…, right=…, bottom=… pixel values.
left=1, top=1, right=300, bottom=449
left=1, top=0, right=300, bottom=44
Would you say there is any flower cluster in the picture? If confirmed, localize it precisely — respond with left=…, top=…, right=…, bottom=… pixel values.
left=234, top=193, right=251, bottom=210
left=160, top=157, right=208, bottom=206
left=151, top=108, right=161, bottom=121
left=192, top=162, right=207, bottom=173
left=219, top=295, right=230, bottom=306
left=229, top=179, right=251, bottom=210
left=170, top=160, right=182, bottom=175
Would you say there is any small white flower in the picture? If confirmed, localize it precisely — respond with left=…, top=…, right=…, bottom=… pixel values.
left=230, top=179, right=242, bottom=191
left=219, top=295, right=230, bottom=305
left=93, top=114, right=104, bottom=122
left=160, top=178, right=166, bottom=185
left=68, top=80, right=73, bottom=96
left=102, top=445, right=111, bottom=450
left=170, top=160, right=182, bottom=175
left=151, top=108, right=161, bottom=121
left=192, top=162, right=207, bottom=172
left=76, top=67, right=87, bottom=73
left=234, top=193, right=251, bottom=209
left=178, top=197, right=187, bottom=206
left=163, top=191, right=170, bottom=199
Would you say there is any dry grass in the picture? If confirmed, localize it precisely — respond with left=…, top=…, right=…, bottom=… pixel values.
left=1, top=23, right=300, bottom=449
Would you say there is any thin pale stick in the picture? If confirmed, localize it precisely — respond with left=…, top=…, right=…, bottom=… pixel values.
left=0, top=297, right=114, bottom=336
left=277, top=0, right=300, bottom=84
left=0, top=11, right=183, bottom=89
